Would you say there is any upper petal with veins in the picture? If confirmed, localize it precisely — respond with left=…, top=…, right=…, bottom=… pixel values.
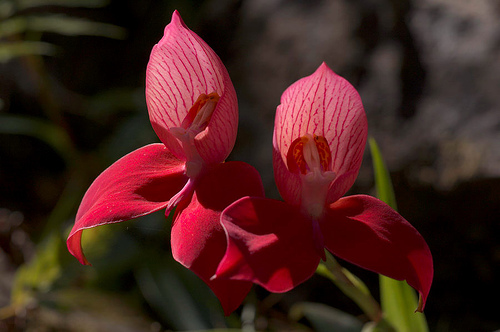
left=146, top=10, right=238, bottom=165
left=273, top=63, right=367, bottom=206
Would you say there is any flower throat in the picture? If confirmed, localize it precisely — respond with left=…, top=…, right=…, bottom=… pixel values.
left=287, top=134, right=336, bottom=258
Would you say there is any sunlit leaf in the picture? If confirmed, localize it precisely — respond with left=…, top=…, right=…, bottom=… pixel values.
left=368, top=138, right=397, bottom=210
left=78, top=219, right=133, bottom=268
left=361, top=319, right=397, bottom=332
left=18, top=0, right=110, bottom=10
left=0, top=41, right=56, bottom=62
left=378, top=276, right=428, bottom=332
left=0, top=17, right=28, bottom=38
left=0, top=15, right=126, bottom=39
left=179, top=330, right=242, bottom=332
left=0, top=1, right=14, bottom=20
left=290, top=302, right=363, bottom=332
left=11, top=234, right=62, bottom=307
left=369, top=137, right=429, bottom=332
left=31, top=15, right=126, bottom=38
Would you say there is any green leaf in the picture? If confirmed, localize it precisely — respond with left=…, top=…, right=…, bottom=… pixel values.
left=0, top=41, right=56, bottom=62
left=369, top=138, right=429, bottom=332
left=316, top=252, right=382, bottom=323
left=0, top=2, right=14, bottom=20
left=27, top=288, right=157, bottom=331
left=11, top=234, right=63, bottom=308
left=18, top=0, right=110, bottom=10
left=289, top=302, right=364, bottom=332
left=0, top=115, right=74, bottom=162
left=368, top=138, right=397, bottom=210
left=379, top=276, right=428, bottom=332
left=135, top=256, right=225, bottom=330
left=0, top=15, right=126, bottom=39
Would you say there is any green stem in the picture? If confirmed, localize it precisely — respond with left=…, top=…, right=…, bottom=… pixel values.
left=316, top=251, right=383, bottom=323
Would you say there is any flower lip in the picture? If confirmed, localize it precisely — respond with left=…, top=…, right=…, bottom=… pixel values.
left=285, top=134, right=336, bottom=259
left=180, top=92, right=220, bottom=133
left=286, top=133, right=336, bottom=221
left=168, top=92, right=221, bottom=181
left=287, top=134, right=332, bottom=175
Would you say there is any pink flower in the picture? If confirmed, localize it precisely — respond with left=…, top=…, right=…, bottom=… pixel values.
left=214, top=63, right=433, bottom=311
left=67, top=11, right=263, bottom=315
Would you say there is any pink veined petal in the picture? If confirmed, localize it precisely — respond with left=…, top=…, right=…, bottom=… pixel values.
left=216, top=197, right=321, bottom=293
left=67, top=143, right=188, bottom=265
left=145, top=10, right=238, bottom=164
left=273, top=62, right=368, bottom=206
left=171, top=161, right=264, bottom=315
left=272, top=133, right=301, bottom=207
left=321, top=195, right=433, bottom=311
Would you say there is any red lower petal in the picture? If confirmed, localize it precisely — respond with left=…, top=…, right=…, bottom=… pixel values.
left=67, top=143, right=188, bottom=265
left=171, top=161, right=264, bottom=315
left=216, top=197, right=321, bottom=293
left=321, top=195, right=433, bottom=310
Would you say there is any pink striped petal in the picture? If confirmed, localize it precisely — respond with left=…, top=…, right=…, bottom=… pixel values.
left=216, top=197, right=321, bottom=293
left=321, top=195, right=433, bottom=311
left=146, top=10, right=238, bottom=164
left=171, top=161, right=264, bottom=315
left=273, top=63, right=367, bottom=206
left=67, top=144, right=188, bottom=265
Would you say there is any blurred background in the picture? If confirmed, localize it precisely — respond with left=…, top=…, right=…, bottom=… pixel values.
left=0, top=0, right=499, bottom=331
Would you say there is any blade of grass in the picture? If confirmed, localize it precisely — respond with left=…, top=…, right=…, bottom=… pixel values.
left=0, top=115, right=75, bottom=162
left=369, top=137, right=429, bottom=332
left=0, top=41, right=55, bottom=62
left=316, top=251, right=383, bottom=323
left=0, top=15, right=126, bottom=39
left=18, top=0, right=110, bottom=9
left=289, top=302, right=364, bottom=332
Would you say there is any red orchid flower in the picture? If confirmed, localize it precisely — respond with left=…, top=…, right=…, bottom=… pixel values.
left=214, top=63, right=433, bottom=312
left=67, top=11, right=263, bottom=315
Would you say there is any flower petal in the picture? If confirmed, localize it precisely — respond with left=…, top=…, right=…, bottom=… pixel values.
left=274, top=62, right=367, bottom=206
left=171, top=161, right=264, bottom=315
left=67, top=143, right=188, bottom=265
left=146, top=10, right=238, bottom=164
left=321, top=195, right=433, bottom=310
left=216, top=197, right=321, bottom=293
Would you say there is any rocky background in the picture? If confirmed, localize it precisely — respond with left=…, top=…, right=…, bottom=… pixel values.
left=1, top=0, right=499, bottom=331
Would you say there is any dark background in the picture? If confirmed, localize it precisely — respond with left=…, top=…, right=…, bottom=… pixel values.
left=1, top=0, right=499, bottom=331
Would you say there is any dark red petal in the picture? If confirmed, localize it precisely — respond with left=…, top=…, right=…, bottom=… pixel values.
left=216, top=197, right=321, bottom=293
left=67, top=144, right=188, bottom=265
left=321, top=195, right=433, bottom=310
left=171, top=161, right=264, bottom=315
